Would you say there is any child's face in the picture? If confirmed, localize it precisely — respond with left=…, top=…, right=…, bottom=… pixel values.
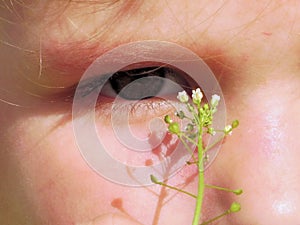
left=1, top=1, right=300, bottom=224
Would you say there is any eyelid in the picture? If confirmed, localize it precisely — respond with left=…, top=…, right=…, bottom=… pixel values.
left=95, top=96, right=180, bottom=126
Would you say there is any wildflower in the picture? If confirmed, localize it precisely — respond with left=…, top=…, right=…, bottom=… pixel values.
left=177, top=90, right=189, bottom=103
left=159, top=86, right=242, bottom=224
left=192, top=88, right=203, bottom=104
left=211, top=94, right=220, bottom=107
left=224, top=125, right=233, bottom=135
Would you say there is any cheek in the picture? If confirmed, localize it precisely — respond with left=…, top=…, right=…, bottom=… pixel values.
left=9, top=117, right=114, bottom=223
left=6, top=112, right=200, bottom=225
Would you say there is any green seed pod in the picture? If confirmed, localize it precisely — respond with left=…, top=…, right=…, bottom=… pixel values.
left=203, top=103, right=209, bottom=110
left=233, top=189, right=243, bottom=195
left=207, top=127, right=215, bottom=135
left=229, top=202, right=241, bottom=213
left=176, top=110, right=185, bottom=119
left=164, top=115, right=172, bottom=124
left=232, top=120, right=239, bottom=128
left=188, top=133, right=197, bottom=139
left=150, top=175, right=159, bottom=184
left=185, top=123, right=194, bottom=132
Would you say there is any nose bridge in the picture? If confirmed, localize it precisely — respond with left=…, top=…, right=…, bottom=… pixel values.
left=252, top=87, right=286, bottom=156
left=239, top=78, right=300, bottom=180
left=241, top=77, right=299, bottom=151
left=226, top=77, right=300, bottom=223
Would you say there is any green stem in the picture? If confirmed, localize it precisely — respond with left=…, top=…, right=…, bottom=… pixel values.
left=192, top=121, right=205, bottom=225
left=186, top=160, right=198, bottom=165
left=200, top=210, right=229, bottom=225
left=205, top=184, right=243, bottom=195
left=183, top=115, right=195, bottom=121
left=205, top=184, right=234, bottom=193
left=204, top=134, right=225, bottom=152
left=181, top=133, right=199, bottom=146
left=179, top=136, right=197, bottom=162
left=154, top=181, right=197, bottom=199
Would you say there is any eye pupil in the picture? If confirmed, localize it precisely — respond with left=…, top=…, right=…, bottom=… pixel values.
left=109, top=67, right=165, bottom=100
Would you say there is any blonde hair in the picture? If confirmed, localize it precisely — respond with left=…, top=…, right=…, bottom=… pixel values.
left=0, top=0, right=140, bottom=106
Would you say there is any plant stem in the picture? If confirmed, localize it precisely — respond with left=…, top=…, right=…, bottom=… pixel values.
left=154, top=181, right=197, bottom=199
left=179, top=136, right=197, bottom=162
left=200, top=210, right=229, bottom=225
left=205, top=184, right=235, bottom=193
left=204, top=134, right=224, bottom=152
left=192, top=117, right=205, bottom=225
left=181, top=133, right=199, bottom=146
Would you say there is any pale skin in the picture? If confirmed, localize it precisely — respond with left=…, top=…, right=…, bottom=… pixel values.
left=1, top=1, right=300, bottom=224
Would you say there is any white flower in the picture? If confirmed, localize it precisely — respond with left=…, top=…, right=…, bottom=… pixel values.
left=192, top=88, right=203, bottom=104
left=211, top=94, right=220, bottom=107
left=224, top=125, right=233, bottom=135
left=177, top=90, right=189, bottom=103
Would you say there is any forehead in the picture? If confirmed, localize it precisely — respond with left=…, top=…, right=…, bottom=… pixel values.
left=3, top=1, right=300, bottom=45
left=2, top=1, right=300, bottom=78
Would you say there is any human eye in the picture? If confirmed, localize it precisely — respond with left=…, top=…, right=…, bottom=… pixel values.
left=101, top=65, right=196, bottom=99
left=73, top=64, right=197, bottom=122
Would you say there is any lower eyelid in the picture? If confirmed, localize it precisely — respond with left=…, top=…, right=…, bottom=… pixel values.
left=95, top=96, right=178, bottom=126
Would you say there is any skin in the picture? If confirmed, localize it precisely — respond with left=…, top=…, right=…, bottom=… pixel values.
left=1, top=0, right=300, bottom=224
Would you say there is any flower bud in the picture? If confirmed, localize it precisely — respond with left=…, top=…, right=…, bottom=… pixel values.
left=211, top=94, right=220, bottom=107
left=229, top=202, right=241, bottom=213
left=150, top=174, right=159, bottom=184
left=185, top=123, right=194, bottom=132
left=192, top=88, right=203, bottom=104
left=177, top=90, right=189, bottom=103
left=203, top=103, right=209, bottom=110
left=224, top=125, right=233, bottom=135
left=233, top=189, right=243, bottom=195
left=232, top=120, right=239, bottom=128
left=175, top=110, right=185, bottom=119
left=168, top=122, right=180, bottom=134
left=207, top=127, right=216, bottom=136
left=164, top=115, right=172, bottom=124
